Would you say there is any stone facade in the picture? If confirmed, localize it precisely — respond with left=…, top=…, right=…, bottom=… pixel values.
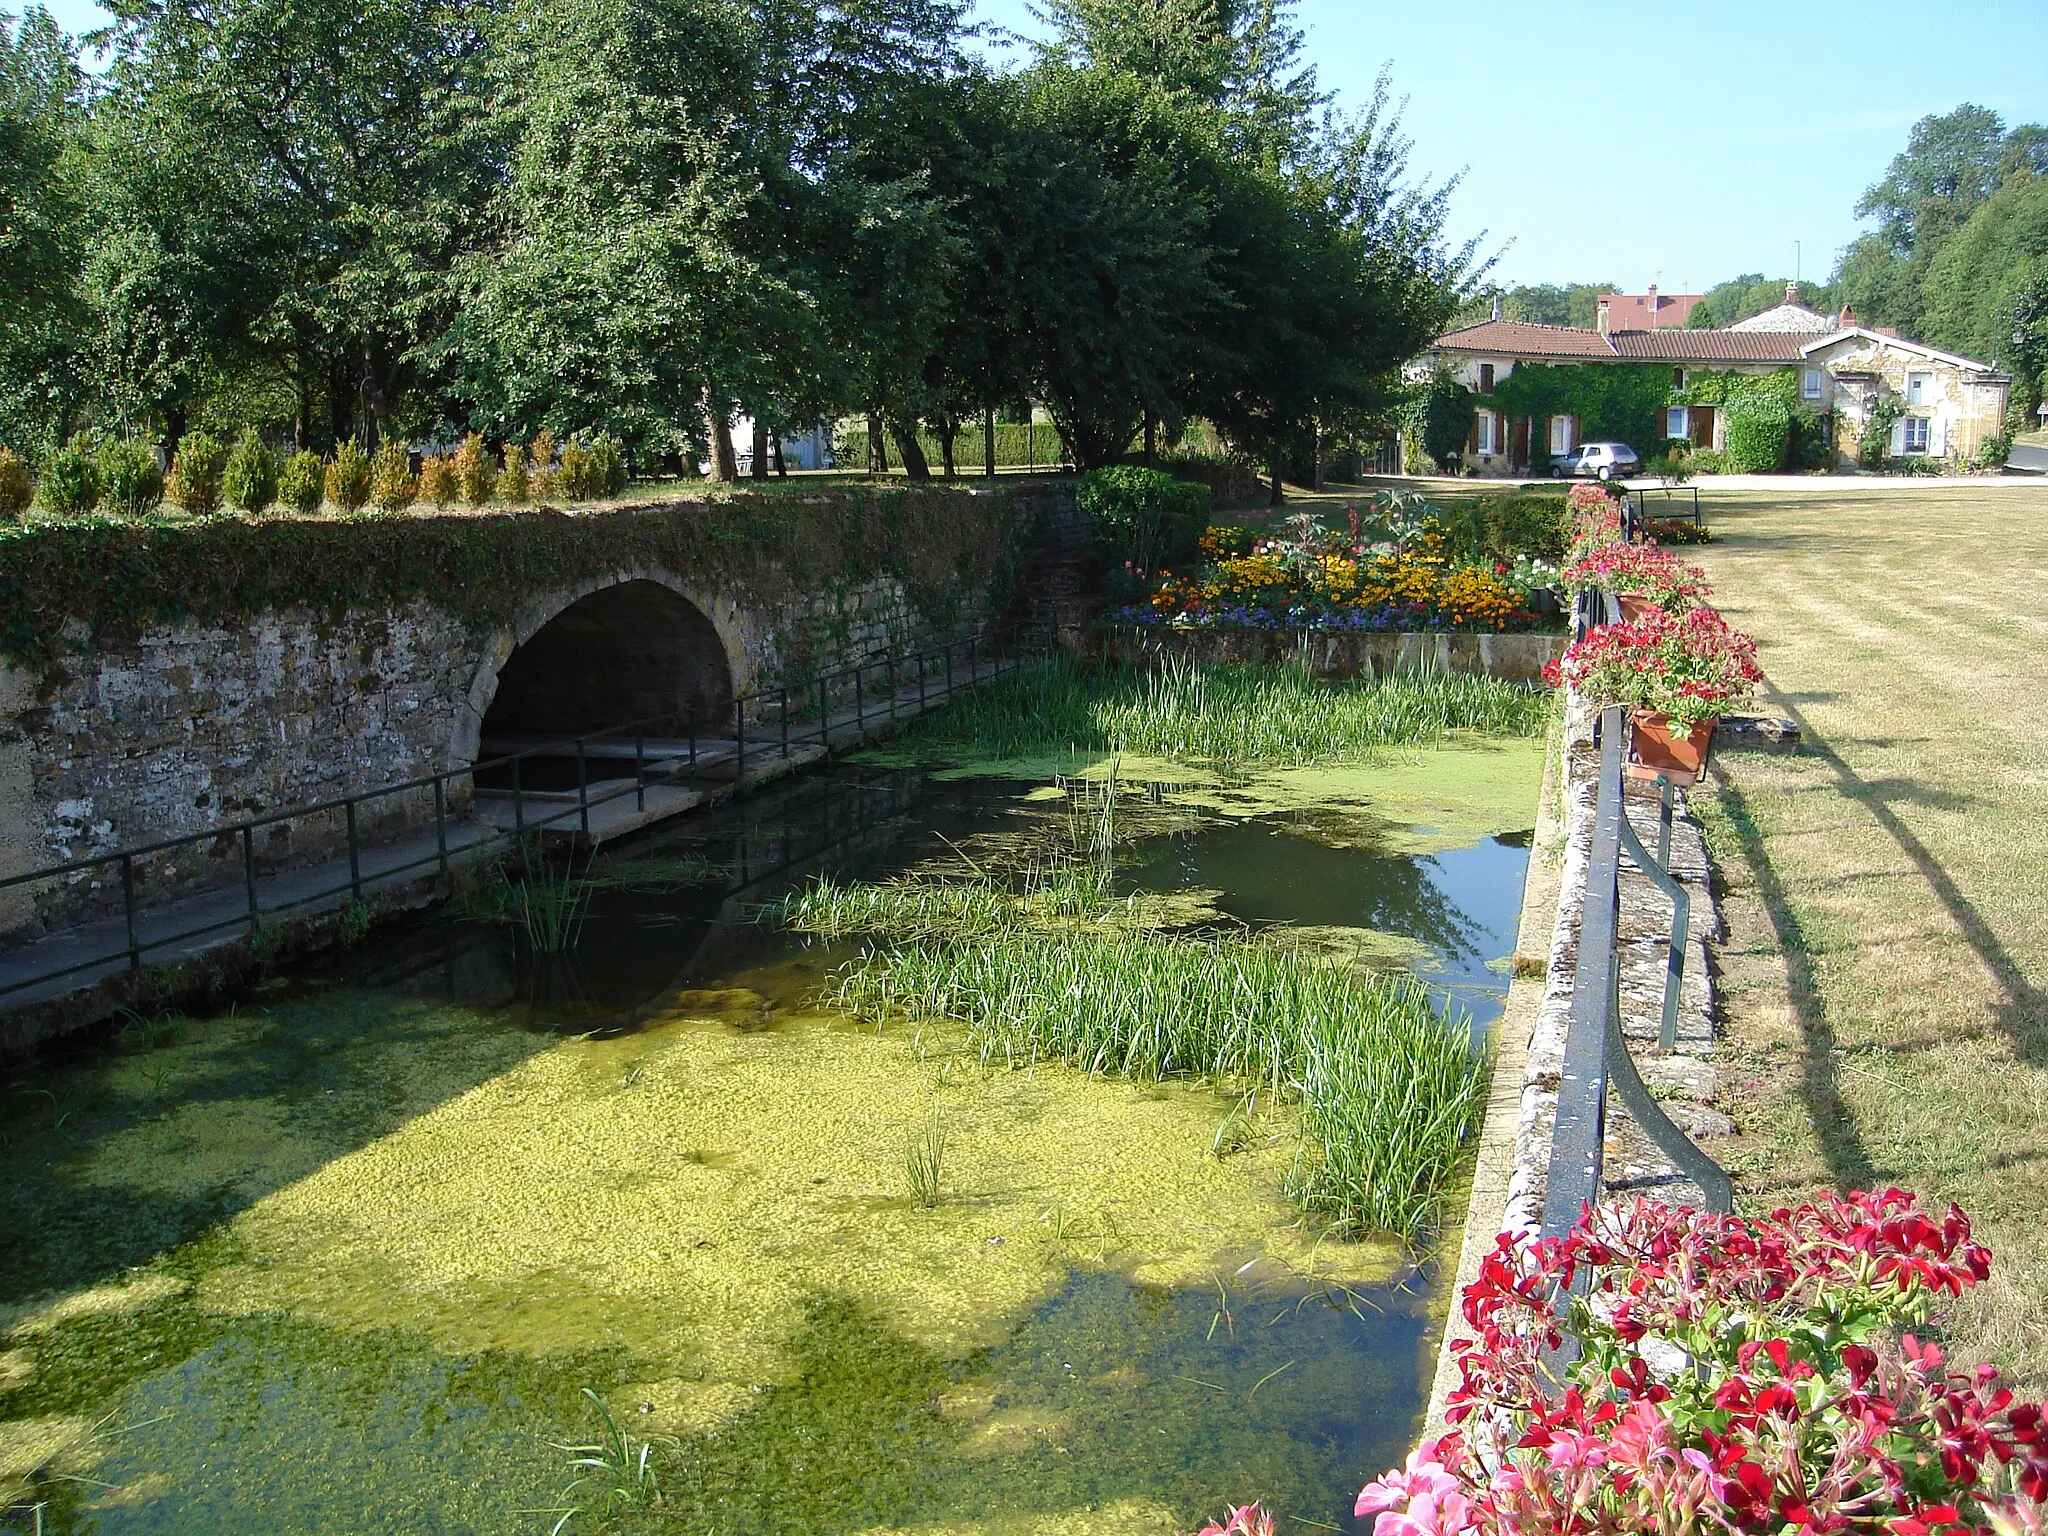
left=1805, top=331, right=2011, bottom=467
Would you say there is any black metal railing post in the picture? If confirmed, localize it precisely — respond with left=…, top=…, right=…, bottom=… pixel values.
left=576, top=738, right=590, bottom=838
left=635, top=732, right=646, bottom=811
left=734, top=698, right=746, bottom=782
left=780, top=685, right=790, bottom=758
left=243, top=824, right=259, bottom=934
left=346, top=800, right=362, bottom=901
left=434, top=777, right=449, bottom=878
left=122, top=854, right=141, bottom=970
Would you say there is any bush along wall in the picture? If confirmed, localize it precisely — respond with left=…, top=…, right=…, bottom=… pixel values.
left=1076, top=466, right=1211, bottom=592
left=0, top=485, right=1044, bottom=675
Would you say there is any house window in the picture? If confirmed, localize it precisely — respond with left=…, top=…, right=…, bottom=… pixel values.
left=1549, top=414, right=1577, bottom=454
left=1476, top=410, right=1499, bottom=455
left=1673, top=368, right=1686, bottom=390
left=1803, top=368, right=1824, bottom=400
left=1906, top=371, right=1933, bottom=406
left=1665, top=406, right=1689, bottom=440
left=1903, top=417, right=1931, bottom=454
left=1478, top=362, right=1495, bottom=395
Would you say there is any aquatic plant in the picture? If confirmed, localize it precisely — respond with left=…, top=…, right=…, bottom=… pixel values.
left=894, top=656, right=1549, bottom=767
left=543, top=1388, right=673, bottom=1534
left=451, top=848, right=593, bottom=952
left=904, top=1104, right=946, bottom=1208
left=833, top=930, right=1486, bottom=1237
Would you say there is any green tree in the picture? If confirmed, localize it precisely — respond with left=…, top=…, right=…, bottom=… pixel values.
left=1920, top=176, right=2048, bottom=369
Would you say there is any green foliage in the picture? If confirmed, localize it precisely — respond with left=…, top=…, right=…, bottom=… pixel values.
left=1724, top=394, right=1791, bottom=473
left=1453, top=281, right=1616, bottom=331
left=1430, top=492, right=1568, bottom=562
left=97, top=439, right=164, bottom=517
left=37, top=439, right=99, bottom=514
left=556, top=440, right=596, bottom=501
left=221, top=428, right=278, bottom=514
left=1416, top=374, right=1476, bottom=469
left=1674, top=367, right=1800, bottom=410
left=370, top=442, right=416, bottom=513
left=592, top=434, right=626, bottom=495
left=1075, top=465, right=1209, bottom=573
left=0, top=484, right=1029, bottom=669
left=164, top=430, right=228, bottom=515
left=495, top=442, right=529, bottom=505
left=1861, top=396, right=1907, bottom=469
left=419, top=453, right=456, bottom=508
left=324, top=441, right=372, bottom=514
left=278, top=449, right=324, bottom=514
left=1490, top=363, right=1669, bottom=456
left=1685, top=275, right=1839, bottom=329
left=0, top=448, right=30, bottom=521
left=453, top=432, right=491, bottom=505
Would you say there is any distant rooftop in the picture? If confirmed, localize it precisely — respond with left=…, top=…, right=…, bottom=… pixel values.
left=1596, top=287, right=1702, bottom=330
left=1728, top=281, right=1839, bottom=334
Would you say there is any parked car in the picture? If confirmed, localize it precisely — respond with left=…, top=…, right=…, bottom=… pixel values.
left=1549, top=442, right=1640, bottom=481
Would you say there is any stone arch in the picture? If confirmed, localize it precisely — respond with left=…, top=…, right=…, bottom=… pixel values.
left=454, top=573, right=745, bottom=764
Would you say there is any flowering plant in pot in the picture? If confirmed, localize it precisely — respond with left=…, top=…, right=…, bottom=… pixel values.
left=1543, top=606, right=1761, bottom=780
left=1348, top=1189, right=2048, bottom=1536
left=1560, top=542, right=1711, bottom=620
left=1563, top=482, right=1623, bottom=558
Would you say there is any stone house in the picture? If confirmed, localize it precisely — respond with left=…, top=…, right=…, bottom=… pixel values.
left=1411, top=285, right=2010, bottom=474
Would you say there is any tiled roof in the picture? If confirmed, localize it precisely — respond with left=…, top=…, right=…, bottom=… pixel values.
left=1431, top=321, right=1619, bottom=358
left=1727, top=301, right=1838, bottom=334
left=1431, top=320, right=1826, bottom=365
left=1608, top=329, right=1817, bottom=362
left=1597, top=291, right=1704, bottom=328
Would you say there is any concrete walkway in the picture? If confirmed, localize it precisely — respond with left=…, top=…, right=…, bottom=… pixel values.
left=0, top=659, right=1010, bottom=1030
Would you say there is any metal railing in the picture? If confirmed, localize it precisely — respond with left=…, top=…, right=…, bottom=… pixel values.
left=1622, top=484, right=1704, bottom=538
left=1539, top=695, right=1733, bottom=1239
left=0, top=626, right=1041, bottom=1006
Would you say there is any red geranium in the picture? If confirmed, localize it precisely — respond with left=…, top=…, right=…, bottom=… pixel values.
left=1544, top=605, right=1762, bottom=729
left=1561, top=542, right=1711, bottom=612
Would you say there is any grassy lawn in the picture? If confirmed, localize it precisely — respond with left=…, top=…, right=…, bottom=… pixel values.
left=1690, top=482, right=2048, bottom=1389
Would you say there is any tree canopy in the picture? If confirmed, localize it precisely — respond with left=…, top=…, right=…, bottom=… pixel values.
left=0, top=0, right=1473, bottom=487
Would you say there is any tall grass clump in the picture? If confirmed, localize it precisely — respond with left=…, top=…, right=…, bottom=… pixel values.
left=832, top=930, right=1485, bottom=1237
left=899, top=655, right=1548, bottom=766
left=905, top=1104, right=946, bottom=1207
left=453, top=846, right=593, bottom=951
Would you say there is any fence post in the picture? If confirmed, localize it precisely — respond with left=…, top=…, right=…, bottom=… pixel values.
left=734, top=698, right=746, bottom=785
left=888, top=653, right=898, bottom=721
left=636, top=732, right=646, bottom=811
left=816, top=677, right=828, bottom=749
left=916, top=651, right=926, bottom=712
left=434, top=777, right=449, bottom=878
left=513, top=755, right=525, bottom=836
left=243, top=824, right=259, bottom=934
left=780, top=685, right=790, bottom=758
left=945, top=641, right=954, bottom=699
left=576, top=738, right=590, bottom=838
left=854, top=663, right=864, bottom=743
left=122, top=853, right=140, bottom=970
left=346, top=799, right=362, bottom=902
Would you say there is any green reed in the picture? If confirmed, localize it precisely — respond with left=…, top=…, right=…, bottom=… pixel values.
left=904, top=1104, right=947, bottom=1208
left=901, top=654, right=1549, bottom=766
left=831, top=930, right=1486, bottom=1238
left=451, top=844, right=593, bottom=953
left=542, top=1387, right=673, bottom=1535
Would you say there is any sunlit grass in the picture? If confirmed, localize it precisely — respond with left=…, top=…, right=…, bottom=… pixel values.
left=894, top=654, right=1549, bottom=766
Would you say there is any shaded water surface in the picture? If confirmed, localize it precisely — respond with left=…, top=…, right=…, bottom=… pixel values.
left=0, top=754, right=1536, bottom=1536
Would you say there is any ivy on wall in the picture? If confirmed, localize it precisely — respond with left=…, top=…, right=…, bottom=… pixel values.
left=0, top=486, right=1046, bottom=674
left=1487, top=364, right=1673, bottom=453
left=1673, top=367, right=1801, bottom=409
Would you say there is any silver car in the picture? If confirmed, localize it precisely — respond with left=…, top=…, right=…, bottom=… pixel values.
left=1552, top=441, right=1640, bottom=481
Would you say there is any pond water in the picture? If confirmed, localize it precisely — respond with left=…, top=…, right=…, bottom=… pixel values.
left=0, top=739, right=1542, bottom=1536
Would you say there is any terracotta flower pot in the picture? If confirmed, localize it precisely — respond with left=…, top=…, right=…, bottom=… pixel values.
left=1627, top=709, right=1716, bottom=785
left=1617, top=592, right=1657, bottom=625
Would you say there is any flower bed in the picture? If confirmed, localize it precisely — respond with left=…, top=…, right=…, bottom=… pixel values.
left=1112, top=493, right=1564, bottom=634
left=1544, top=606, right=1762, bottom=730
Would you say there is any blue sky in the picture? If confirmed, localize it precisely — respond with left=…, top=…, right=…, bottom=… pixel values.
left=27, top=0, right=2048, bottom=294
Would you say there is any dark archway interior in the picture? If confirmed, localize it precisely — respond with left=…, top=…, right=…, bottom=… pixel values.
left=482, top=580, right=734, bottom=743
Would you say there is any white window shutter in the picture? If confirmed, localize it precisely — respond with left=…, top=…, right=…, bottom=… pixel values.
left=1890, top=420, right=1907, bottom=456
left=1931, top=416, right=1947, bottom=457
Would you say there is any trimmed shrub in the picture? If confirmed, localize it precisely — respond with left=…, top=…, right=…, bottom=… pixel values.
left=39, top=440, right=99, bottom=515
left=98, top=439, right=165, bottom=518
left=165, top=430, right=229, bottom=515
left=222, top=429, right=279, bottom=515
left=325, top=442, right=372, bottom=514
left=556, top=440, right=595, bottom=501
left=529, top=428, right=559, bottom=501
left=1433, top=492, right=1568, bottom=563
left=370, top=442, right=416, bottom=514
left=1725, top=394, right=1791, bottom=472
left=419, top=454, right=456, bottom=508
left=0, top=449, right=31, bottom=522
left=591, top=433, right=627, bottom=495
left=1789, top=404, right=1834, bottom=471
left=1076, top=465, right=1210, bottom=574
left=278, top=450, right=325, bottom=514
left=495, top=442, right=529, bottom=504
left=453, top=432, right=492, bottom=505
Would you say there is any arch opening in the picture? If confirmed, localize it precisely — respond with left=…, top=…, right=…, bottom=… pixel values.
left=480, top=581, right=735, bottom=755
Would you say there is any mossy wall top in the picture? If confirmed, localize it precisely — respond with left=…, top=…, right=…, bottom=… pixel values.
left=0, top=484, right=1046, bottom=672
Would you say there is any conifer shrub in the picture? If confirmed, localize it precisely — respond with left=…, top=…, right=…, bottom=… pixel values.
left=278, top=450, right=325, bottom=514
left=98, top=439, right=165, bottom=518
left=592, top=434, right=627, bottom=495
left=39, top=440, right=99, bottom=515
left=325, top=441, right=372, bottom=514
left=454, top=432, right=492, bottom=505
left=495, top=442, right=529, bottom=504
left=222, top=429, right=279, bottom=514
left=556, top=440, right=596, bottom=500
left=370, top=442, right=416, bottom=514
left=1725, top=394, right=1791, bottom=473
left=419, top=454, right=456, bottom=509
left=165, top=430, right=229, bottom=515
left=0, top=449, right=31, bottom=522
left=529, top=428, right=559, bottom=500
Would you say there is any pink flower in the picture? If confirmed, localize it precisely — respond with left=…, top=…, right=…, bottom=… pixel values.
left=1195, top=1504, right=1275, bottom=1536
left=1373, top=1488, right=1475, bottom=1536
left=1358, top=1443, right=1466, bottom=1525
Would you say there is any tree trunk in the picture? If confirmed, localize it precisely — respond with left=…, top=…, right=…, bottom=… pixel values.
left=772, top=436, right=787, bottom=476
left=891, top=420, right=932, bottom=481
left=1144, top=412, right=1157, bottom=467
left=983, top=408, right=996, bottom=477
left=294, top=357, right=312, bottom=451
left=704, top=383, right=737, bottom=481
left=750, top=418, right=769, bottom=480
left=1313, top=418, right=1324, bottom=491
left=938, top=416, right=957, bottom=478
left=867, top=414, right=889, bottom=474
left=1268, top=447, right=1285, bottom=506
left=163, top=404, right=188, bottom=465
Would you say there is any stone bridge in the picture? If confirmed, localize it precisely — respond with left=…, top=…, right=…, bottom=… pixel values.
left=0, top=483, right=1069, bottom=943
